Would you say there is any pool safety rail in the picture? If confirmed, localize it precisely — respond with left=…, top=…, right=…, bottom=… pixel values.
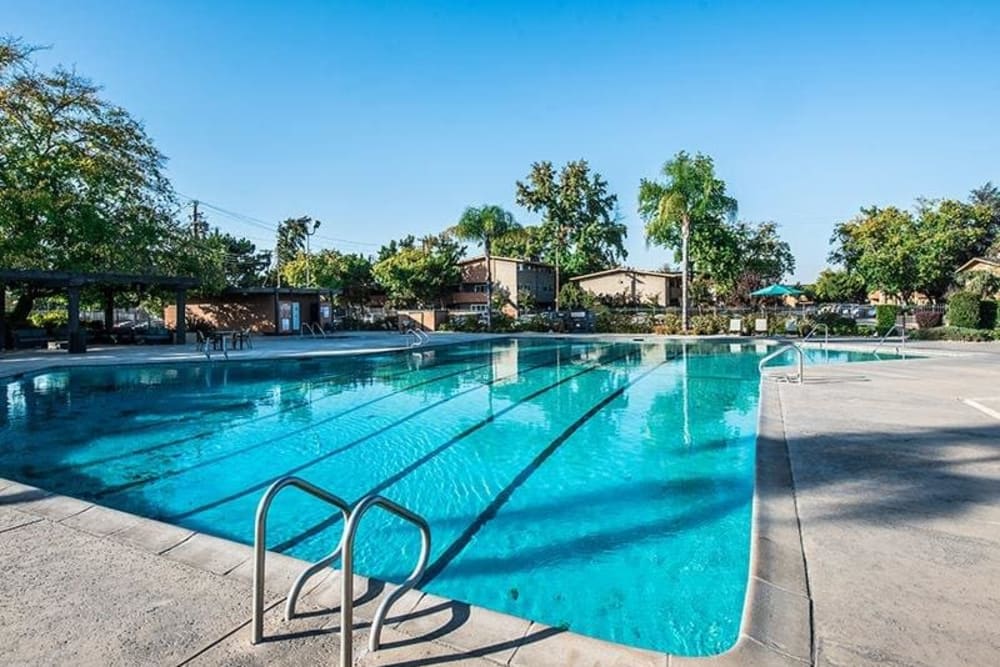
left=803, top=323, right=829, bottom=348
left=873, top=323, right=906, bottom=357
left=406, top=328, right=430, bottom=347
left=251, top=476, right=431, bottom=667
left=758, top=341, right=805, bottom=384
left=300, top=322, right=328, bottom=338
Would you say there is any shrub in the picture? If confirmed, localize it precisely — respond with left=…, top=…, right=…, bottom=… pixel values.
left=689, top=314, right=727, bottom=335
left=812, top=311, right=858, bottom=335
left=595, top=312, right=652, bottom=334
left=28, top=311, right=68, bottom=331
left=914, top=310, right=942, bottom=329
left=946, top=291, right=981, bottom=328
left=909, top=326, right=995, bottom=342
left=980, top=300, right=998, bottom=330
left=875, top=305, right=899, bottom=335
left=652, top=312, right=682, bottom=335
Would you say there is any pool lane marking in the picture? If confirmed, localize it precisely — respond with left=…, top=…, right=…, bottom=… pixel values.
left=420, top=352, right=677, bottom=584
left=93, top=344, right=601, bottom=502
left=157, top=343, right=625, bottom=519
left=269, top=345, right=645, bottom=553
left=42, top=342, right=565, bottom=477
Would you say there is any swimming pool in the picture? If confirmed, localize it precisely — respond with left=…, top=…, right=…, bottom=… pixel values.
left=0, top=338, right=899, bottom=655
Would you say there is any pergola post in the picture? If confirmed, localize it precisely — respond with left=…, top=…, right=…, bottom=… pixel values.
left=67, top=285, right=85, bottom=353
left=175, top=289, right=187, bottom=345
left=0, top=284, right=6, bottom=352
left=103, top=288, right=115, bottom=334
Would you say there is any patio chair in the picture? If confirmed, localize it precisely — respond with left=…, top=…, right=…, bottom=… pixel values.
left=238, top=328, right=253, bottom=350
left=728, top=318, right=743, bottom=335
left=754, top=318, right=768, bottom=335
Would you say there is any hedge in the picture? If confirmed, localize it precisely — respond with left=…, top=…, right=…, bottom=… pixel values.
left=947, top=291, right=981, bottom=328
left=875, top=305, right=899, bottom=335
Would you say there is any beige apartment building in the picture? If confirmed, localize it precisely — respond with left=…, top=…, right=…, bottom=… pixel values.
left=449, top=256, right=556, bottom=315
left=570, top=267, right=682, bottom=307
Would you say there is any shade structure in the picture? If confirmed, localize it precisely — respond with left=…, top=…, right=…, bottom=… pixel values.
left=750, top=284, right=803, bottom=297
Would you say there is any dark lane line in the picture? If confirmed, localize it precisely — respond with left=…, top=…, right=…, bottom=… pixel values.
left=43, top=348, right=507, bottom=475
left=159, top=344, right=619, bottom=520
left=421, top=353, right=676, bottom=583
left=270, top=345, right=640, bottom=552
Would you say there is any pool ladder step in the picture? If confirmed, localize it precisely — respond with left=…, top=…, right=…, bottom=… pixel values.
left=251, top=476, right=431, bottom=667
left=758, top=341, right=805, bottom=384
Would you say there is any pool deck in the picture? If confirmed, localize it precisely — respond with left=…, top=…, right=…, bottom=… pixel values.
left=1, top=334, right=998, bottom=665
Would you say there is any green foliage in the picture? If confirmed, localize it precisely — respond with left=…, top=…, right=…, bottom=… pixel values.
left=515, top=160, right=626, bottom=279
left=959, top=269, right=1000, bottom=298
left=830, top=194, right=998, bottom=302
left=280, top=249, right=345, bottom=289
left=276, top=217, right=320, bottom=269
left=450, top=204, right=519, bottom=329
left=875, top=305, right=899, bottom=334
left=652, top=312, right=683, bottom=334
left=0, top=37, right=178, bottom=276
left=27, top=310, right=68, bottom=330
left=372, top=234, right=463, bottom=308
left=491, top=226, right=548, bottom=261
left=947, top=291, right=981, bottom=328
left=595, top=312, right=653, bottom=334
left=689, top=314, right=728, bottom=335
left=803, top=312, right=858, bottom=336
left=557, top=282, right=595, bottom=310
left=909, top=326, right=995, bottom=342
left=813, top=269, right=868, bottom=303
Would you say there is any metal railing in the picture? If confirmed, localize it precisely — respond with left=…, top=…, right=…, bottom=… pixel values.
left=405, top=328, right=429, bottom=347
left=758, top=342, right=805, bottom=384
left=340, top=494, right=431, bottom=667
left=300, top=322, right=328, bottom=338
left=803, top=323, right=829, bottom=348
left=251, top=477, right=351, bottom=645
left=250, top=478, right=431, bottom=667
left=873, top=323, right=906, bottom=356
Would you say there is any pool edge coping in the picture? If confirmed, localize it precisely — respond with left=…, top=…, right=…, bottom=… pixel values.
left=0, top=353, right=813, bottom=665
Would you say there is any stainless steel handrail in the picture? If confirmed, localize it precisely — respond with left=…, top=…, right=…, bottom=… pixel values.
left=340, top=494, right=431, bottom=667
left=873, top=323, right=906, bottom=356
left=803, top=323, right=829, bottom=348
left=758, top=342, right=805, bottom=384
left=251, top=477, right=351, bottom=645
left=405, top=328, right=429, bottom=347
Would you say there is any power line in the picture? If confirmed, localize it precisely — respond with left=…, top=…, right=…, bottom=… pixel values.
left=175, top=192, right=380, bottom=249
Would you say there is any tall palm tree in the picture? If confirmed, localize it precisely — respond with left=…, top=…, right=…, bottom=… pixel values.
left=639, top=152, right=737, bottom=332
left=451, top=205, right=519, bottom=329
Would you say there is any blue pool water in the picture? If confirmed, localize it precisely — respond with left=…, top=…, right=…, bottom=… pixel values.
left=0, top=339, right=901, bottom=655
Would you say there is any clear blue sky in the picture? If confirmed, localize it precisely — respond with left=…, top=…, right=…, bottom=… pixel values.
left=5, top=0, right=999, bottom=281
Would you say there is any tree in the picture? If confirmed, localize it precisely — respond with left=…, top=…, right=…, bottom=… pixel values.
left=450, top=204, right=519, bottom=329
left=1, top=37, right=180, bottom=322
left=812, top=268, right=868, bottom=303
left=280, top=249, right=344, bottom=289
left=372, top=234, right=464, bottom=308
left=275, top=216, right=321, bottom=280
left=720, top=221, right=796, bottom=304
left=490, top=225, right=547, bottom=262
left=639, top=151, right=737, bottom=331
left=515, top=160, right=626, bottom=309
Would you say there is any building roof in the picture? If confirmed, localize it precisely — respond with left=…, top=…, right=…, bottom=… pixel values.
left=222, top=286, right=339, bottom=296
left=458, top=255, right=554, bottom=269
left=569, top=267, right=682, bottom=281
left=956, top=257, right=1000, bottom=273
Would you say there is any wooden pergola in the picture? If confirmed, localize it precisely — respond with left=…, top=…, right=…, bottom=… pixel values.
left=0, top=269, right=199, bottom=353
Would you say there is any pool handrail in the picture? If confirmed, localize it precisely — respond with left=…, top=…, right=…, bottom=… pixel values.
left=251, top=476, right=351, bottom=645
left=341, top=493, right=431, bottom=666
left=405, top=327, right=429, bottom=347
left=758, top=341, right=805, bottom=384
left=873, top=323, right=906, bottom=357
left=803, top=323, right=829, bottom=349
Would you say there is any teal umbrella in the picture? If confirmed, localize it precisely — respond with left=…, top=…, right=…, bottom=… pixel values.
left=751, top=284, right=803, bottom=297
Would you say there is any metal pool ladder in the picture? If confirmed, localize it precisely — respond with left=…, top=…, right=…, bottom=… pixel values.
left=803, top=323, right=829, bottom=348
left=758, top=341, right=805, bottom=384
left=251, top=476, right=431, bottom=667
left=873, top=323, right=906, bottom=357
left=405, top=327, right=429, bottom=347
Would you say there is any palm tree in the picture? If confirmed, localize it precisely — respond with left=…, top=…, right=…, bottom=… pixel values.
left=451, top=205, right=519, bottom=329
left=639, top=152, right=737, bottom=332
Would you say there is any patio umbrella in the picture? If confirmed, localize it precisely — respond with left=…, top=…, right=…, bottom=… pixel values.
left=750, top=284, right=803, bottom=297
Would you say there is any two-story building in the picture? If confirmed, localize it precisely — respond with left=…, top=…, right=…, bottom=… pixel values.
left=570, top=267, right=682, bottom=307
left=449, top=256, right=556, bottom=315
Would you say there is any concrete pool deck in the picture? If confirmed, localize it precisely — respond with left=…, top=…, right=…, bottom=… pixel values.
left=1, top=334, right=998, bottom=665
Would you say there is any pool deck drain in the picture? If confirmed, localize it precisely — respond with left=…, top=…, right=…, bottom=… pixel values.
left=1, top=335, right=998, bottom=665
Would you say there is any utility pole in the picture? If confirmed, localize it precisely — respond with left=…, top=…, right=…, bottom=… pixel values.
left=304, top=219, right=321, bottom=287
left=190, top=200, right=206, bottom=238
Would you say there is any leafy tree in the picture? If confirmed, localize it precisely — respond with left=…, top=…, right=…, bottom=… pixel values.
left=376, top=235, right=416, bottom=262
left=515, top=160, right=626, bottom=308
left=0, top=37, right=180, bottom=321
left=969, top=182, right=1000, bottom=255
left=639, top=151, right=737, bottom=330
left=372, top=234, right=464, bottom=308
left=450, top=204, right=519, bottom=329
left=812, top=268, right=868, bottom=303
left=280, top=249, right=344, bottom=289
left=338, top=253, right=376, bottom=313
left=276, top=216, right=320, bottom=271
left=490, top=225, right=547, bottom=262
left=712, top=221, right=795, bottom=304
